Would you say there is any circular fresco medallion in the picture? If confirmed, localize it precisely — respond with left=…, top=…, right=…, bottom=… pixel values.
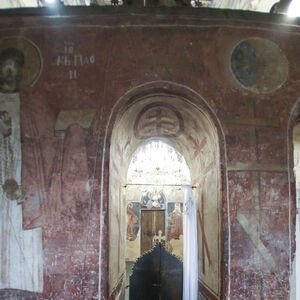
left=0, top=37, right=42, bottom=87
left=231, top=38, right=288, bottom=93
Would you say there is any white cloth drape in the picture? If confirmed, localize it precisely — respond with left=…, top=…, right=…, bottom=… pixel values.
left=182, top=185, right=198, bottom=300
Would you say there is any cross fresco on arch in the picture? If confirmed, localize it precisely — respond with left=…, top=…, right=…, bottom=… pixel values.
left=194, top=159, right=216, bottom=275
left=197, top=208, right=212, bottom=274
left=134, top=102, right=184, bottom=139
left=187, top=135, right=207, bottom=159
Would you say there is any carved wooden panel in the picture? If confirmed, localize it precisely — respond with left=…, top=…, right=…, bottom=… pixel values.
left=141, top=210, right=165, bottom=254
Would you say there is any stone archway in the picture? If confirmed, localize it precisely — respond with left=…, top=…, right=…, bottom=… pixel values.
left=287, top=97, right=300, bottom=300
left=106, top=87, right=227, bottom=299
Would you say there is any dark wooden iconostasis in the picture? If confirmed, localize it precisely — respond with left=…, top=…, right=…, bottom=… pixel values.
left=130, top=191, right=183, bottom=299
left=129, top=242, right=183, bottom=300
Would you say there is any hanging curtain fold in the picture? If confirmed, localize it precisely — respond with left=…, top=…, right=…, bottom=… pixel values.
left=182, top=185, right=198, bottom=300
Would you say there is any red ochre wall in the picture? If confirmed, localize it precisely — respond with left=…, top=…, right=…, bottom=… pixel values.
left=0, top=7, right=299, bottom=300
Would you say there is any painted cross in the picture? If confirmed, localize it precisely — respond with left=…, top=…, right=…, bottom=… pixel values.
left=197, top=208, right=212, bottom=274
left=153, top=230, right=166, bottom=243
left=236, top=211, right=278, bottom=277
left=188, top=135, right=207, bottom=159
left=224, top=99, right=282, bottom=296
left=134, top=102, right=184, bottom=139
left=194, top=160, right=215, bottom=274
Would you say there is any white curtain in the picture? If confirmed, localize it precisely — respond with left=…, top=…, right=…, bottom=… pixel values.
left=182, top=185, right=198, bottom=300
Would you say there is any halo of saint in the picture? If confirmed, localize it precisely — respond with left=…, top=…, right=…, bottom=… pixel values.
left=0, top=36, right=42, bottom=90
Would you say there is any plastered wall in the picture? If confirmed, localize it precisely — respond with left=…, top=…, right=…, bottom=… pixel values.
left=0, top=6, right=299, bottom=300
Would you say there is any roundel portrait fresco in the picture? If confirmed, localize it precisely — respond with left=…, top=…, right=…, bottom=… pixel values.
left=0, top=37, right=42, bottom=92
left=231, top=37, right=288, bottom=94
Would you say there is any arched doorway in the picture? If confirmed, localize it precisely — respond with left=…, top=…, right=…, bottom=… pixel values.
left=107, top=91, right=225, bottom=299
left=125, top=140, right=190, bottom=299
left=286, top=97, right=300, bottom=300
left=290, top=122, right=300, bottom=299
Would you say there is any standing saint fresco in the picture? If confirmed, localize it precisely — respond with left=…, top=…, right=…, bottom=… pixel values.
left=0, top=40, right=43, bottom=292
left=126, top=202, right=140, bottom=241
left=168, top=203, right=183, bottom=240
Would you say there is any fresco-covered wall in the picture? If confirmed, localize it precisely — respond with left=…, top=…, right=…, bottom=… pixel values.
left=0, top=6, right=299, bottom=300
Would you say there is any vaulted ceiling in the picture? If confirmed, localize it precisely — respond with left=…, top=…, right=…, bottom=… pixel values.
left=1, top=0, right=299, bottom=19
left=0, top=0, right=282, bottom=14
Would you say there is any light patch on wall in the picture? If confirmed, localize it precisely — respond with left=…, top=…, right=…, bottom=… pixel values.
left=288, top=0, right=300, bottom=17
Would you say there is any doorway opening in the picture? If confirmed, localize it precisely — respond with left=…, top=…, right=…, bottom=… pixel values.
left=124, top=140, right=191, bottom=299
left=108, top=94, right=223, bottom=299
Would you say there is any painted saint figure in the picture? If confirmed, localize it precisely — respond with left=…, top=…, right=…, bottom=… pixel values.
left=0, top=48, right=24, bottom=200
left=126, top=202, right=140, bottom=241
left=169, top=203, right=183, bottom=240
left=0, top=48, right=24, bottom=93
left=0, top=46, right=43, bottom=292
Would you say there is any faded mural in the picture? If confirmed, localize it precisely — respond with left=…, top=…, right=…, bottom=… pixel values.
left=0, top=10, right=297, bottom=300
left=126, top=202, right=140, bottom=242
left=0, top=38, right=43, bottom=292
left=0, top=37, right=100, bottom=298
